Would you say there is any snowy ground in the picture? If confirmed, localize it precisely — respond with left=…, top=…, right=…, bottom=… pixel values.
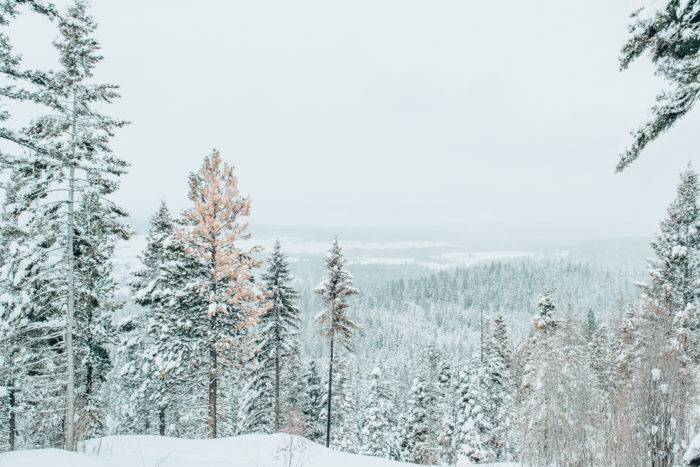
left=0, top=434, right=517, bottom=467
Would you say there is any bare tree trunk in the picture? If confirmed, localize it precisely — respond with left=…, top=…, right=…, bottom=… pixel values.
left=480, top=308, right=484, bottom=362
left=8, top=381, right=16, bottom=450
left=275, top=325, right=281, bottom=432
left=325, top=335, right=334, bottom=448
left=159, top=406, right=166, bottom=436
left=208, top=346, right=217, bottom=438
left=64, top=90, right=78, bottom=451
left=207, top=243, right=218, bottom=439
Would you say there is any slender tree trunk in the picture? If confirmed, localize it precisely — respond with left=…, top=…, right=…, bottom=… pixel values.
left=325, top=335, right=334, bottom=448
left=275, top=324, right=281, bottom=432
left=159, top=406, right=166, bottom=436
left=64, top=90, right=78, bottom=451
left=85, top=307, right=94, bottom=399
left=480, top=308, right=484, bottom=362
left=207, top=240, right=218, bottom=439
left=208, top=346, right=218, bottom=438
left=8, top=381, right=16, bottom=450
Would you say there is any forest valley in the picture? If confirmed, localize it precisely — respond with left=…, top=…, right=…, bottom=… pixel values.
left=2, top=1, right=700, bottom=466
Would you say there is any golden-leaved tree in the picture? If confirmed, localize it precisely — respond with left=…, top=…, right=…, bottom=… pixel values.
left=177, top=149, right=264, bottom=438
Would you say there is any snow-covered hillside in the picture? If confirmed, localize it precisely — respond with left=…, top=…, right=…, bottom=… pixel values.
left=0, top=434, right=515, bottom=467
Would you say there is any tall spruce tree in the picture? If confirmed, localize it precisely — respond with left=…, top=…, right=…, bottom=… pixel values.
left=642, top=167, right=700, bottom=316
left=258, top=239, right=301, bottom=431
left=361, top=366, right=399, bottom=459
left=402, top=373, right=440, bottom=464
left=0, top=168, right=63, bottom=450
left=487, top=314, right=514, bottom=461
left=437, top=360, right=457, bottom=465
left=5, top=1, right=129, bottom=449
left=315, top=238, right=358, bottom=448
left=618, top=0, right=700, bottom=171
left=129, top=201, right=182, bottom=435
left=456, top=361, right=495, bottom=464
left=73, top=190, right=126, bottom=439
left=517, top=293, right=560, bottom=464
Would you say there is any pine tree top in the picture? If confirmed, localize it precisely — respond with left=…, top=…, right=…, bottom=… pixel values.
left=150, top=201, right=173, bottom=235
left=532, top=291, right=557, bottom=332
left=315, top=238, right=359, bottom=350
left=55, top=0, right=100, bottom=84
left=643, top=166, right=700, bottom=312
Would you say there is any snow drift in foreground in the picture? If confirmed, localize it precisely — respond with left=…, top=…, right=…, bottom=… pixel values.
left=0, top=434, right=517, bottom=467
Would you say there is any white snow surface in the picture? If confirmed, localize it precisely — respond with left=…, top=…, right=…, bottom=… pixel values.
left=0, top=434, right=518, bottom=467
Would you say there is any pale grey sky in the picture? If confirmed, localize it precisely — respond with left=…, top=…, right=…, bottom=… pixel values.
left=10, top=1, right=700, bottom=240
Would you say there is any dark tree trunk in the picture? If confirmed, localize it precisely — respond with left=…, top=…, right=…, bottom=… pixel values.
left=85, top=306, right=95, bottom=399
left=86, top=362, right=93, bottom=398
left=325, top=336, right=334, bottom=448
left=275, top=325, right=281, bottom=432
left=208, top=245, right=218, bottom=439
left=159, top=406, right=166, bottom=436
left=8, top=382, right=16, bottom=450
left=208, top=346, right=218, bottom=438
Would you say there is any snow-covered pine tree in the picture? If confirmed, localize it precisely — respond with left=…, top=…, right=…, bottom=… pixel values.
left=336, top=384, right=361, bottom=454
left=107, top=312, right=152, bottom=435
left=281, top=339, right=306, bottom=425
left=517, top=293, right=605, bottom=465
left=8, top=0, right=129, bottom=449
left=301, top=360, right=324, bottom=443
left=642, top=167, right=700, bottom=316
left=450, top=368, right=470, bottom=459
left=613, top=307, right=640, bottom=382
left=315, top=238, right=358, bottom=448
left=609, top=172, right=700, bottom=461
left=0, top=0, right=57, bottom=159
left=236, top=356, right=273, bottom=434
left=486, top=314, right=514, bottom=461
left=584, top=308, right=598, bottom=340
left=0, top=4, right=59, bottom=443
left=318, top=357, right=355, bottom=450
left=0, top=172, right=33, bottom=451
left=128, top=201, right=183, bottom=435
left=607, top=184, right=700, bottom=463
left=588, top=323, right=614, bottom=393
left=456, top=360, right=495, bottom=464
left=402, top=372, right=440, bottom=464
left=360, top=366, right=399, bottom=459
left=0, top=169, right=63, bottom=450
left=437, top=360, right=457, bottom=465
left=517, top=292, right=562, bottom=465
left=72, top=190, right=125, bottom=439
left=607, top=299, right=697, bottom=465
left=617, top=0, right=700, bottom=171
left=674, top=301, right=700, bottom=363
left=531, top=290, right=556, bottom=332
left=176, top=149, right=264, bottom=438
left=258, top=239, right=301, bottom=431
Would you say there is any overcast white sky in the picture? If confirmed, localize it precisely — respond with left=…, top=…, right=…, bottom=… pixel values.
left=10, top=1, right=700, bottom=240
